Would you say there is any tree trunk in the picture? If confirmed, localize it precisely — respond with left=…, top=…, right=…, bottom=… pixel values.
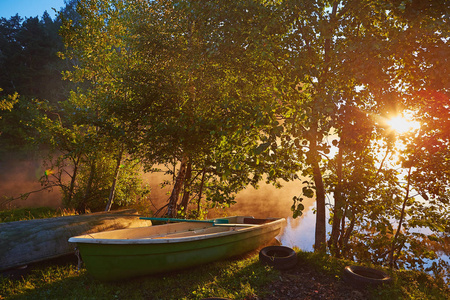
left=167, top=155, right=189, bottom=218
left=341, top=213, right=355, bottom=257
left=105, top=147, right=124, bottom=212
left=338, top=203, right=349, bottom=248
left=197, top=168, right=206, bottom=213
left=310, top=0, right=338, bottom=254
left=66, top=153, right=81, bottom=206
left=77, top=159, right=96, bottom=213
left=329, top=143, right=344, bottom=256
left=309, top=122, right=327, bottom=253
left=312, top=160, right=327, bottom=252
left=178, top=160, right=192, bottom=215
left=389, top=166, right=412, bottom=267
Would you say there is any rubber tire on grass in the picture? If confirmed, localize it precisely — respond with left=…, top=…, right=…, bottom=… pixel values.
left=259, top=246, right=297, bottom=270
left=343, top=266, right=392, bottom=288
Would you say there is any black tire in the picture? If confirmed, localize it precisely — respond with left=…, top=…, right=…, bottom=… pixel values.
left=343, top=266, right=392, bottom=288
left=259, top=246, right=297, bottom=270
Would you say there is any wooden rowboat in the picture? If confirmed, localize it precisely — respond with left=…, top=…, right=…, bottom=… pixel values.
left=68, top=216, right=285, bottom=281
left=0, top=209, right=151, bottom=272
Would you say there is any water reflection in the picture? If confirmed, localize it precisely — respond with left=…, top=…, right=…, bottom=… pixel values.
left=220, top=181, right=324, bottom=251
left=280, top=210, right=316, bottom=251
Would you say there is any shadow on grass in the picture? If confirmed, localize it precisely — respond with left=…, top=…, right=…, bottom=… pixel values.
left=4, top=250, right=449, bottom=299
left=1, top=250, right=277, bottom=300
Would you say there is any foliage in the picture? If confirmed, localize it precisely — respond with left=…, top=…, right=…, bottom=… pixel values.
left=58, top=0, right=290, bottom=217
left=32, top=102, right=150, bottom=212
left=1, top=0, right=449, bottom=284
left=0, top=90, right=18, bottom=114
left=0, top=13, right=66, bottom=103
left=0, top=11, right=69, bottom=156
left=0, top=88, right=19, bottom=150
left=0, top=0, right=146, bottom=212
left=247, top=0, right=450, bottom=266
left=0, top=98, right=46, bottom=156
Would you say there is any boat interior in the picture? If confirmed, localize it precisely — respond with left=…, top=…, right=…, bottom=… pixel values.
left=69, top=216, right=280, bottom=241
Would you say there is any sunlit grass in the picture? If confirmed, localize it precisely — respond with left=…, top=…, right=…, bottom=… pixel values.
left=2, top=249, right=448, bottom=300
left=1, top=254, right=277, bottom=300
left=0, top=264, right=82, bottom=299
left=0, top=207, right=76, bottom=223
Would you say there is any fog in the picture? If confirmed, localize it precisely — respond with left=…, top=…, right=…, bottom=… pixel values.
left=0, top=157, right=320, bottom=250
left=1, top=158, right=312, bottom=217
left=229, top=182, right=319, bottom=251
left=0, top=157, right=62, bottom=209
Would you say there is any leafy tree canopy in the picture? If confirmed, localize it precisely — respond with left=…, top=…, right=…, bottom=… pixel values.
left=2, top=0, right=448, bottom=280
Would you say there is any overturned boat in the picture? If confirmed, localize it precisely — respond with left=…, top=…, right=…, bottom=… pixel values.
left=0, top=209, right=151, bottom=272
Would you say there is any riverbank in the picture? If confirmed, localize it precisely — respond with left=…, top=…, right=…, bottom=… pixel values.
left=1, top=248, right=449, bottom=299
left=1, top=207, right=449, bottom=299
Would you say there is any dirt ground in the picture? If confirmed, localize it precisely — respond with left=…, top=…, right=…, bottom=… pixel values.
left=260, top=262, right=371, bottom=300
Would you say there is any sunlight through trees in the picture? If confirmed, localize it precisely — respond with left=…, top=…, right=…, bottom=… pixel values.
left=1, top=0, right=449, bottom=281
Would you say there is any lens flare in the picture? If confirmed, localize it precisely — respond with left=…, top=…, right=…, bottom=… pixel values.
left=387, top=114, right=420, bottom=134
left=45, top=169, right=55, bottom=176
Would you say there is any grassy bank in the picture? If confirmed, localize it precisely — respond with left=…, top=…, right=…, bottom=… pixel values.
left=1, top=249, right=449, bottom=299
left=0, top=207, right=75, bottom=223
left=1, top=208, right=449, bottom=299
left=1, top=253, right=278, bottom=299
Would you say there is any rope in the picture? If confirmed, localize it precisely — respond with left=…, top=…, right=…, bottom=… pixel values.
left=75, top=247, right=82, bottom=272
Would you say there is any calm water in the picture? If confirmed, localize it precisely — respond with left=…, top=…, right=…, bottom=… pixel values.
left=227, top=181, right=449, bottom=277
left=223, top=181, right=324, bottom=251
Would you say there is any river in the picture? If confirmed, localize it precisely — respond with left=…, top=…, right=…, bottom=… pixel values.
left=215, top=180, right=324, bottom=251
left=226, top=181, right=449, bottom=280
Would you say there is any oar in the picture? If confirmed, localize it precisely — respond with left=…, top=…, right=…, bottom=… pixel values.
left=212, top=223, right=257, bottom=227
left=139, top=217, right=229, bottom=225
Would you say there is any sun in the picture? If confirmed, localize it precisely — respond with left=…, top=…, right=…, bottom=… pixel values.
left=386, top=114, right=420, bottom=134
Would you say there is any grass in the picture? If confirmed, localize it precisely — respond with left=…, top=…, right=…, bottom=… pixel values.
left=0, top=207, right=75, bottom=223
left=1, top=207, right=449, bottom=299
left=1, top=254, right=278, bottom=299
left=2, top=250, right=449, bottom=300
left=295, top=251, right=450, bottom=300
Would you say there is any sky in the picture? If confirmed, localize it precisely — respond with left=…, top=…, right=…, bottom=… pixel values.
left=0, top=0, right=66, bottom=19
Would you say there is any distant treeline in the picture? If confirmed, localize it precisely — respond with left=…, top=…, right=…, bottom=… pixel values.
left=0, top=0, right=78, bottom=155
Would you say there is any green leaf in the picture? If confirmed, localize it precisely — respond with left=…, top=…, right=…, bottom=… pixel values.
left=302, top=187, right=314, bottom=198
left=254, top=142, right=271, bottom=155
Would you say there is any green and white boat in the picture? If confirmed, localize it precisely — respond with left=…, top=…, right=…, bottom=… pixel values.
left=68, top=216, right=285, bottom=281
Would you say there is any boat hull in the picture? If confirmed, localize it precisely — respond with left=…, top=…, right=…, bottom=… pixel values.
left=70, top=216, right=285, bottom=281
left=0, top=209, right=151, bottom=272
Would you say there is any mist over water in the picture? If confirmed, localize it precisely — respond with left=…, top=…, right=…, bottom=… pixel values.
left=0, top=157, right=62, bottom=209
left=1, top=158, right=319, bottom=250
left=228, top=183, right=330, bottom=252
left=214, top=180, right=319, bottom=251
left=141, top=170, right=319, bottom=250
